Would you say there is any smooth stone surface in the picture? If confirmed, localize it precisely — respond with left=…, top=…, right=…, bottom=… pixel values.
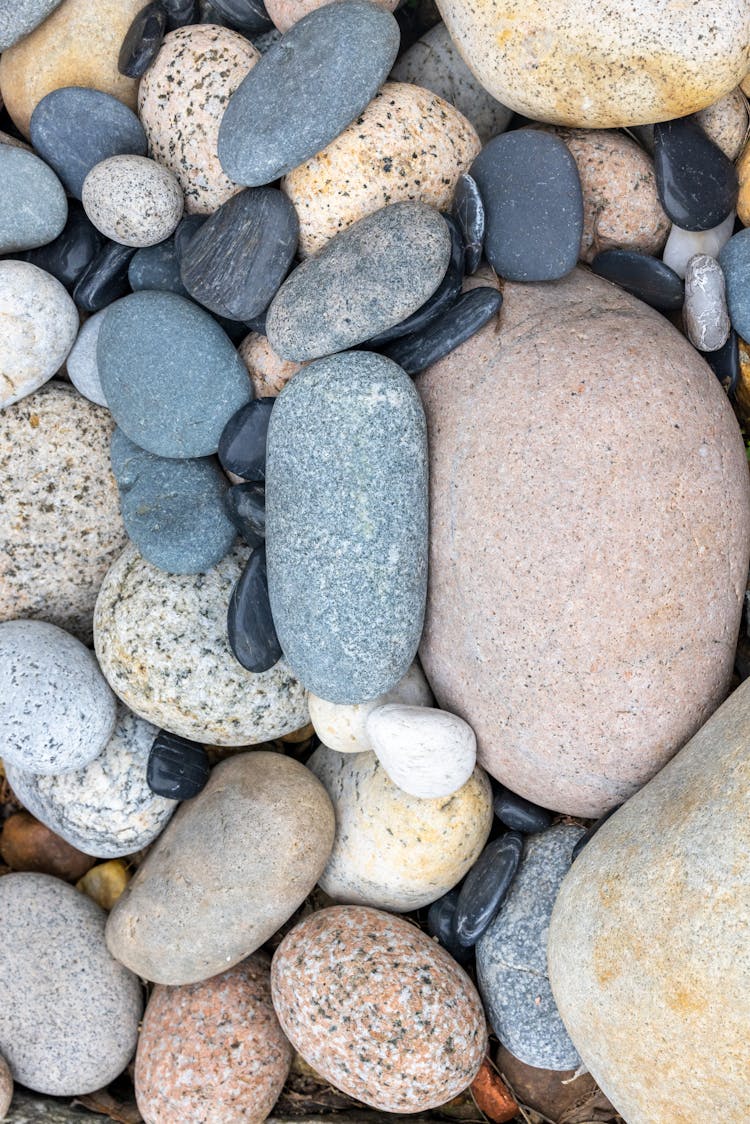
left=452, top=173, right=484, bottom=275
left=494, top=787, right=553, bottom=834
left=128, top=237, right=187, bottom=295
left=65, top=309, right=107, bottom=406
left=20, top=201, right=104, bottom=291
left=283, top=81, right=480, bottom=257
left=138, top=25, right=260, bottom=215
left=308, top=745, right=492, bottom=911
left=0, top=146, right=66, bottom=254
left=706, top=329, right=740, bottom=395
left=224, top=482, right=266, bottom=547
left=209, top=0, right=272, bottom=31
left=591, top=249, right=684, bottom=311
left=4, top=1091, right=95, bottom=1122
left=239, top=331, right=302, bottom=396
left=454, top=832, right=523, bottom=947
left=218, top=1, right=399, bottom=187
left=227, top=544, right=282, bottom=672
left=719, top=229, right=750, bottom=340
left=82, top=154, right=183, bottom=248
left=266, top=352, right=428, bottom=704
left=181, top=187, right=298, bottom=320
left=272, top=905, right=486, bottom=1112
left=435, top=0, right=750, bottom=128
left=30, top=86, right=147, bottom=199
left=135, top=954, right=291, bottom=1123
left=94, top=542, right=309, bottom=745
left=426, top=889, right=472, bottom=965
left=118, top=1, right=167, bottom=78
left=470, top=130, right=582, bottom=282
left=381, top=286, right=503, bottom=375
left=0, top=874, right=142, bottom=1094
left=697, top=87, right=749, bottom=160
left=111, top=427, right=236, bottom=574
left=4, top=702, right=176, bottom=859
left=365, top=704, right=477, bottom=798
left=146, top=730, right=210, bottom=800
left=0, top=812, right=95, bottom=881
left=72, top=240, right=135, bottom=311
left=549, top=677, right=750, bottom=1123
left=684, top=254, right=731, bottom=352
left=218, top=398, right=274, bottom=480
left=106, top=752, right=335, bottom=983
left=0, top=620, right=116, bottom=775
left=738, top=137, right=750, bottom=226
left=662, top=211, right=735, bottom=278
left=477, top=825, right=584, bottom=1070
left=266, top=0, right=393, bottom=28
left=98, top=291, right=251, bottom=458
left=0, top=0, right=145, bottom=137
left=308, top=660, right=433, bottom=753
left=0, top=261, right=78, bottom=408
left=654, top=115, right=738, bottom=231
left=0, top=0, right=64, bottom=50
left=416, top=268, right=750, bottom=816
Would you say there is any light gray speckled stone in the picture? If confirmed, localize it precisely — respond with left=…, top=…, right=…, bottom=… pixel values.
left=0, top=0, right=63, bottom=49
left=476, top=824, right=585, bottom=1070
left=82, top=155, right=183, bottom=248
left=0, top=261, right=78, bottom=409
left=0, top=620, right=116, bottom=775
left=4, top=702, right=176, bottom=859
left=0, top=143, right=67, bottom=253
left=65, top=310, right=107, bottom=407
left=94, top=542, right=308, bottom=745
left=0, top=874, right=142, bottom=1096
left=684, top=254, right=731, bottom=352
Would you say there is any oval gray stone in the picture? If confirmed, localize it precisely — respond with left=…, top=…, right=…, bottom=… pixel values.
left=0, top=146, right=67, bottom=254
left=266, top=201, right=451, bottom=361
left=217, top=0, right=400, bottom=186
left=65, top=308, right=108, bottom=407
left=684, top=253, right=731, bottom=352
left=266, top=351, right=428, bottom=703
left=0, top=0, right=63, bottom=52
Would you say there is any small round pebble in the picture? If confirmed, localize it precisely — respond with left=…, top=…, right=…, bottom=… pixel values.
left=82, top=155, right=183, bottom=248
left=239, top=331, right=302, bottom=396
left=0, top=261, right=78, bottom=408
left=66, top=310, right=108, bottom=407
left=0, top=1052, right=12, bottom=1119
left=494, top=786, right=553, bottom=834
left=366, top=704, right=477, bottom=798
left=77, top=858, right=131, bottom=911
left=0, top=144, right=67, bottom=253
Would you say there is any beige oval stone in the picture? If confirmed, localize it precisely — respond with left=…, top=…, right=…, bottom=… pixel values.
left=239, top=332, right=303, bottom=398
left=696, top=87, right=749, bottom=160
left=416, top=268, right=750, bottom=817
left=548, top=677, right=750, bottom=1123
left=266, top=0, right=397, bottom=32
left=737, top=138, right=750, bottom=226
left=283, top=81, right=480, bottom=256
left=0, top=0, right=144, bottom=138
left=435, top=0, right=750, bottom=128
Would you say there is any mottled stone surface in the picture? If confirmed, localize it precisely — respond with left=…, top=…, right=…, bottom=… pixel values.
left=65, top=309, right=107, bottom=406
left=308, top=659, right=433, bottom=752
left=135, top=955, right=292, bottom=1122
left=0, top=873, right=142, bottom=1095
left=662, top=211, right=735, bottom=278
left=283, top=82, right=480, bottom=256
left=0, top=382, right=127, bottom=642
left=0, top=0, right=63, bottom=50
left=684, top=254, right=731, bottom=352
left=271, top=905, right=487, bottom=1112
left=697, top=88, right=749, bottom=161
left=239, top=331, right=302, bottom=397
left=5, top=702, right=175, bottom=859
left=0, top=146, right=67, bottom=254
left=416, top=268, right=750, bottom=817
left=548, top=677, right=750, bottom=1123
left=435, top=0, right=750, bottom=127
left=0, top=1053, right=11, bottom=1119
left=477, top=826, right=584, bottom=1070
left=106, top=753, right=335, bottom=983
left=82, top=155, right=183, bottom=247
left=266, top=352, right=428, bottom=703
left=366, top=704, right=476, bottom=799
left=94, top=542, right=308, bottom=745
left=0, top=262, right=78, bottom=408
left=308, top=745, right=492, bottom=910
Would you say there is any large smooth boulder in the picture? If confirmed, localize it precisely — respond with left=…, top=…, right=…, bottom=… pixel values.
left=548, top=676, right=750, bottom=1123
left=416, top=268, right=750, bottom=817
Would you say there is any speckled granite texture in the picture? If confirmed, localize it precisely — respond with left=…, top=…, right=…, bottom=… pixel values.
left=0, top=0, right=64, bottom=51
left=81, top=155, right=183, bottom=247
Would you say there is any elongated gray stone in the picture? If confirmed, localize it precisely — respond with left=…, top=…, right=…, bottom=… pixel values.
left=684, top=253, right=731, bottom=352
left=0, top=146, right=67, bottom=254
left=266, top=351, right=428, bottom=703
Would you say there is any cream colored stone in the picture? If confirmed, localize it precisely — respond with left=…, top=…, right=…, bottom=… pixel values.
left=366, top=704, right=477, bottom=798
left=266, top=0, right=397, bottom=32
left=82, top=155, right=183, bottom=248
left=661, top=211, right=735, bottom=277
left=696, top=87, right=749, bottom=160
left=0, top=261, right=78, bottom=408
left=308, top=660, right=433, bottom=753
left=239, top=332, right=303, bottom=398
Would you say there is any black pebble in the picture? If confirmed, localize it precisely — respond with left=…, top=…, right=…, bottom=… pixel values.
left=227, top=544, right=282, bottom=672
left=147, top=731, right=210, bottom=800
left=704, top=329, right=739, bottom=396
left=591, top=250, right=684, bottom=312
left=72, top=241, right=136, bottom=312
left=452, top=173, right=485, bottom=275
left=218, top=397, right=274, bottom=480
left=653, top=116, right=738, bottom=232
left=224, top=482, right=266, bottom=547
left=206, top=0, right=272, bottom=32
left=454, top=832, right=524, bottom=947
left=173, top=214, right=208, bottom=263
left=118, top=1, right=167, bottom=78
left=383, top=286, right=503, bottom=375
left=20, top=201, right=103, bottom=291
left=571, top=804, right=622, bottom=862
left=426, top=889, right=473, bottom=965
left=493, top=785, right=552, bottom=833
left=163, top=0, right=197, bottom=28
left=245, top=309, right=267, bottom=335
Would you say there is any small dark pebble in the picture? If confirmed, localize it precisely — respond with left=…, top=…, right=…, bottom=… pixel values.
left=206, top=0, right=272, bottom=32
left=128, top=237, right=188, bottom=296
left=590, top=250, right=684, bottom=312
left=493, top=785, right=552, bottom=833
left=163, top=0, right=197, bottom=28
left=224, top=482, right=266, bottom=547
left=245, top=309, right=267, bottom=335
left=20, top=201, right=103, bottom=291
left=452, top=173, right=485, bottom=275
left=227, top=544, right=282, bottom=672
left=147, top=731, right=211, bottom=800
left=173, top=214, right=208, bottom=263
left=571, top=804, right=622, bottom=862
left=653, top=115, right=738, bottom=232
left=72, top=241, right=136, bottom=312
left=454, top=832, right=524, bottom=947
left=704, top=328, right=740, bottom=396
left=118, top=1, right=167, bottom=78
left=213, top=312, right=251, bottom=344
left=218, top=397, right=274, bottom=480
left=383, top=286, right=502, bottom=375
left=426, top=889, right=473, bottom=965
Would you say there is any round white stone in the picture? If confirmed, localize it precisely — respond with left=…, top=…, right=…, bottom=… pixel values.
left=366, top=703, right=477, bottom=799
left=684, top=254, right=731, bottom=352
left=82, top=155, right=184, bottom=248
left=0, top=260, right=78, bottom=409
left=662, top=212, right=735, bottom=278
left=66, top=310, right=108, bottom=407
left=308, top=660, right=433, bottom=753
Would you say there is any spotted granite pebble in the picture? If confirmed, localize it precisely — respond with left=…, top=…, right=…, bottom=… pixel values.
left=94, top=542, right=308, bottom=745
left=0, top=382, right=127, bottom=642
left=697, top=88, right=749, bottom=161
left=308, top=745, right=492, bottom=911
left=135, top=954, right=292, bottom=1122
left=138, top=24, right=259, bottom=215
left=4, top=702, right=176, bottom=859
left=0, top=261, right=78, bottom=409
left=239, top=331, right=303, bottom=397
left=271, top=905, right=487, bottom=1112
left=82, top=155, right=183, bottom=247
left=283, top=82, right=480, bottom=256
left=0, top=145, right=67, bottom=254
left=65, top=310, right=107, bottom=407
left=0, top=0, right=64, bottom=51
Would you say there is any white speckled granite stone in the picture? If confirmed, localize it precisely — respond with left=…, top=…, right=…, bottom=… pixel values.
left=0, top=620, right=116, bottom=775
left=0, top=0, right=64, bottom=50
left=0, top=261, right=78, bottom=409
left=4, top=702, right=176, bottom=859
left=82, top=155, right=183, bottom=248
left=366, top=704, right=477, bottom=798
left=65, top=310, right=107, bottom=407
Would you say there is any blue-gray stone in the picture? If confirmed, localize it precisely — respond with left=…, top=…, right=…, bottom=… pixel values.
left=266, top=202, right=450, bottom=361
left=0, top=146, right=67, bottom=254
left=476, top=824, right=585, bottom=1070
left=217, top=0, right=400, bottom=186
left=128, top=238, right=187, bottom=296
left=719, top=229, right=750, bottom=341
left=111, top=428, right=237, bottom=573
left=470, top=129, right=583, bottom=282
left=30, top=87, right=147, bottom=199
left=98, top=291, right=252, bottom=458
left=266, top=351, right=428, bottom=704
left=0, top=0, right=63, bottom=50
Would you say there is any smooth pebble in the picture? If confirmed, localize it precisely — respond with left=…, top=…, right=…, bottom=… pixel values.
left=118, top=1, right=167, bottom=78
left=365, top=704, right=477, bottom=799
left=146, top=730, right=210, bottom=801
left=381, top=286, right=503, bottom=375
left=224, top=482, right=266, bottom=547
left=0, top=0, right=64, bottom=50
left=20, top=201, right=104, bottom=291
left=0, top=261, right=78, bottom=409
left=591, top=249, right=684, bottom=311
left=684, top=254, right=731, bottom=352
left=66, top=310, right=108, bottom=407
left=128, top=237, right=187, bottom=296
left=719, top=229, right=750, bottom=339
left=82, top=154, right=183, bottom=248
left=662, top=211, right=735, bottom=278
left=0, top=145, right=67, bottom=254
left=73, top=240, right=136, bottom=311
left=454, top=832, right=524, bottom=947
left=654, top=115, right=738, bottom=231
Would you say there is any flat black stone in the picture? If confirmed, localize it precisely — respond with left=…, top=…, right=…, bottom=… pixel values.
left=382, top=286, right=502, bottom=375
left=705, top=328, right=740, bottom=396
left=20, top=200, right=103, bottom=290
left=454, top=832, right=524, bottom=947
left=118, top=1, right=167, bottom=78
left=426, top=890, right=473, bottom=965
left=452, top=173, right=485, bottom=275
left=654, top=115, right=738, bottom=232
left=72, top=240, right=136, bottom=312
left=227, top=544, right=282, bottom=672
left=180, top=187, right=298, bottom=321
left=206, top=0, right=272, bottom=32
left=571, top=804, right=621, bottom=862
left=218, top=397, right=274, bottom=480
left=163, top=0, right=196, bottom=28
left=129, top=237, right=188, bottom=296
left=174, top=214, right=207, bottom=263
left=591, top=250, right=684, bottom=311
left=147, top=731, right=211, bottom=800
left=224, top=482, right=266, bottom=546
left=493, top=786, right=552, bottom=833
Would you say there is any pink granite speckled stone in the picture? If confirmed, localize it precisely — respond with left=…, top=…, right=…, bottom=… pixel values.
left=271, top=905, right=487, bottom=1113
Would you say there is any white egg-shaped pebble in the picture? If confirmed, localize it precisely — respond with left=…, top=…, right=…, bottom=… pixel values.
left=366, top=703, right=477, bottom=799
left=308, top=660, right=433, bottom=753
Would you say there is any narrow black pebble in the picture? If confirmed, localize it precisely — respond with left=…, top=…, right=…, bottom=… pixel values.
left=452, top=173, right=485, bottom=275
left=218, top=397, right=274, bottom=480
left=224, top=482, right=266, bottom=547
left=72, top=241, right=136, bottom=312
left=21, top=201, right=103, bottom=291
left=206, top=0, right=272, bottom=32
left=705, top=329, right=740, bottom=396
left=426, top=890, right=473, bottom=964
left=147, top=731, right=210, bottom=800
left=493, top=786, right=552, bottom=833
left=227, top=544, right=282, bottom=672
left=163, top=0, right=197, bottom=29
left=454, top=832, right=524, bottom=947
left=382, top=286, right=503, bottom=375
left=118, top=1, right=167, bottom=78
left=653, top=116, right=738, bottom=232
left=591, top=250, right=684, bottom=311
left=571, top=804, right=622, bottom=862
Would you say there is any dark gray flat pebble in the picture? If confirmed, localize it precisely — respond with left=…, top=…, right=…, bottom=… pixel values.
left=72, top=241, right=136, bottom=312
left=118, top=1, right=167, bottom=78
left=163, top=0, right=196, bottom=28
left=128, top=238, right=187, bottom=296
left=224, top=482, right=266, bottom=547
left=0, top=146, right=67, bottom=254
left=452, top=173, right=485, bottom=275
left=208, top=0, right=271, bottom=32
left=20, top=201, right=103, bottom=291
left=719, top=229, right=750, bottom=341
left=383, top=286, right=502, bottom=374
left=454, top=832, right=523, bottom=947
left=654, top=115, right=738, bottom=232
left=227, top=544, right=282, bottom=672
left=426, top=889, right=473, bottom=965
left=218, top=397, right=274, bottom=480
left=591, top=250, right=684, bottom=312
left=493, top=785, right=552, bottom=834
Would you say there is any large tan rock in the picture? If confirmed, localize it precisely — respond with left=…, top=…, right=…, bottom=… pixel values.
left=416, top=268, right=750, bottom=817
left=548, top=677, right=750, bottom=1123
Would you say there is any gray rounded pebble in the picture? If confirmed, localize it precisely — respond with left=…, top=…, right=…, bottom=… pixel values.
left=0, top=620, right=116, bottom=775
left=0, top=145, right=67, bottom=254
left=128, top=238, right=187, bottom=296
left=684, top=254, right=731, bottom=352
left=0, top=0, right=63, bottom=49
left=65, top=310, right=108, bottom=407
left=719, top=228, right=750, bottom=340
left=0, top=873, right=143, bottom=1095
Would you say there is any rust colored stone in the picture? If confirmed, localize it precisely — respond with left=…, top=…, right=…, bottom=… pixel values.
left=470, top=1057, right=518, bottom=1123
left=0, top=812, right=95, bottom=882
